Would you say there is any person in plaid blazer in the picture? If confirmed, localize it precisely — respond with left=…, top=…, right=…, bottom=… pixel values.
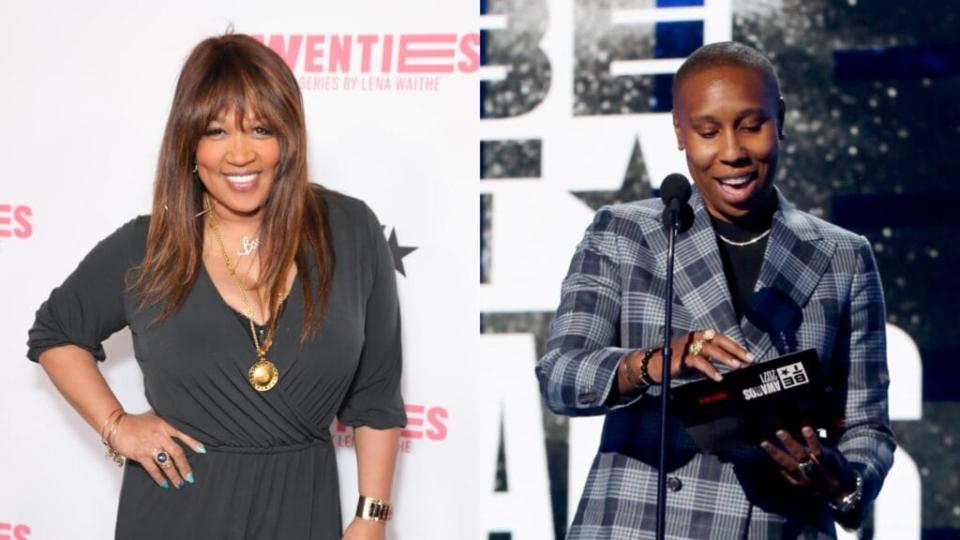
left=537, top=42, right=895, bottom=539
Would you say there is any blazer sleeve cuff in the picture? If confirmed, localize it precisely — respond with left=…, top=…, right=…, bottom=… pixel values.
left=575, top=347, right=638, bottom=413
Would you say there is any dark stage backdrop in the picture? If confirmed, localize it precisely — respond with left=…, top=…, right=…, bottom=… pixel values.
left=480, top=1, right=959, bottom=539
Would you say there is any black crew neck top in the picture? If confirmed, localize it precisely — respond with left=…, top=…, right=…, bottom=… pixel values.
left=710, top=208, right=774, bottom=321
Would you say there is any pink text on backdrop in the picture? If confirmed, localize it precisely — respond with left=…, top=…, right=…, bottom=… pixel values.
left=335, top=404, right=448, bottom=442
left=250, top=33, right=480, bottom=74
left=0, top=205, right=32, bottom=239
left=0, top=522, right=31, bottom=540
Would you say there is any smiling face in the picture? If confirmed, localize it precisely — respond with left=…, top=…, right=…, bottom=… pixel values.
left=195, top=109, right=281, bottom=220
left=673, top=65, right=784, bottom=222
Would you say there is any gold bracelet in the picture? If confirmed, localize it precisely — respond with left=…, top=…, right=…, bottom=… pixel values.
left=98, top=408, right=124, bottom=440
left=100, top=412, right=126, bottom=468
left=356, top=496, right=392, bottom=522
left=107, top=413, right=126, bottom=448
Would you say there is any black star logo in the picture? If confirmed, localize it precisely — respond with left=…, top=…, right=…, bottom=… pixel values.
left=570, top=138, right=653, bottom=210
left=383, top=227, right=418, bottom=277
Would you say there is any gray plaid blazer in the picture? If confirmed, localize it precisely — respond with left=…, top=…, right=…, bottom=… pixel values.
left=536, top=188, right=895, bottom=540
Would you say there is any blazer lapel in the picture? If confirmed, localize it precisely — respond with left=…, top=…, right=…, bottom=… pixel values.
left=741, top=191, right=836, bottom=361
left=669, top=190, right=746, bottom=348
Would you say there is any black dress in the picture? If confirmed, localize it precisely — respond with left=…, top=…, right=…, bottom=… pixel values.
left=27, top=190, right=406, bottom=539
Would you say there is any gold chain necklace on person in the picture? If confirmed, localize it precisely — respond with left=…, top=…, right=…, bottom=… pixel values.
left=716, top=229, right=771, bottom=247
left=208, top=213, right=280, bottom=392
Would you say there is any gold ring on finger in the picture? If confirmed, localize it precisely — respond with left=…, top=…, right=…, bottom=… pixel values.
left=689, top=339, right=706, bottom=357
left=152, top=448, right=173, bottom=470
left=796, top=460, right=816, bottom=477
left=703, top=329, right=716, bottom=342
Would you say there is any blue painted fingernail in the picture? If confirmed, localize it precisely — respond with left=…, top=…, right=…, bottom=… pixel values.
left=195, top=444, right=207, bottom=454
left=176, top=480, right=184, bottom=489
left=186, top=473, right=195, bottom=484
left=160, top=481, right=169, bottom=489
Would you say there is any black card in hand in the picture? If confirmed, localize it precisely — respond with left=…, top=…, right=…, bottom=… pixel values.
left=670, top=349, right=845, bottom=453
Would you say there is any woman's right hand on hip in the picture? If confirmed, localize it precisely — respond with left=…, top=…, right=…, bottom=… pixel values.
left=111, top=410, right=206, bottom=489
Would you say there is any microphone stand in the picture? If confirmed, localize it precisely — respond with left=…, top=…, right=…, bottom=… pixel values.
left=655, top=200, right=683, bottom=540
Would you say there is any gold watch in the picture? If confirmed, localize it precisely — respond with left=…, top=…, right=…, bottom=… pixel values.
left=356, top=496, right=393, bottom=522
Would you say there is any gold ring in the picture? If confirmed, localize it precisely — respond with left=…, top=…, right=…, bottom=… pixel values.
left=689, top=339, right=706, bottom=357
left=797, top=460, right=816, bottom=476
left=152, top=448, right=173, bottom=470
left=703, top=329, right=716, bottom=342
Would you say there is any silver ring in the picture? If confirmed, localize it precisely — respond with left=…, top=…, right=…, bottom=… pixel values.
left=796, top=460, right=816, bottom=476
left=152, top=448, right=173, bottom=470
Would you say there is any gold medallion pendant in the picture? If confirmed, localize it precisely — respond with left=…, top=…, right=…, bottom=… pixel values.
left=208, top=203, right=283, bottom=395
left=248, top=356, right=279, bottom=392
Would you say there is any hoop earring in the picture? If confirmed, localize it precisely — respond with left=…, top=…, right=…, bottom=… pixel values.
left=195, top=192, right=210, bottom=218
left=192, top=162, right=199, bottom=174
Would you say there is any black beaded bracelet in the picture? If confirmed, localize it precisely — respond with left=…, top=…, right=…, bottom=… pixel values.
left=637, top=348, right=659, bottom=386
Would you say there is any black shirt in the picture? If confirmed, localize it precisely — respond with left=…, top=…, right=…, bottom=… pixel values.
left=711, top=208, right=774, bottom=321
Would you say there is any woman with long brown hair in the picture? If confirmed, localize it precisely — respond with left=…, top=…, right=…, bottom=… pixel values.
left=27, top=33, right=405, bottom=539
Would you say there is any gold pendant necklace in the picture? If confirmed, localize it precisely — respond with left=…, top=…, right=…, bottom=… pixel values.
left=208, top=209, right=280, bottom=392
left=248, top=351, right=279, bottom=392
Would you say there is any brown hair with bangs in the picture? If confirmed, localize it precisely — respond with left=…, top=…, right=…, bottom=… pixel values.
left=131, top=33, right=333, bottom=342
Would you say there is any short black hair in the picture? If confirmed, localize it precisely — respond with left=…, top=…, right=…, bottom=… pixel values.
left=672, top=41, right=782, bottom=107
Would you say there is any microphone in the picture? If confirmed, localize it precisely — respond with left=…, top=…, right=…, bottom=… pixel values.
left=660, top=173, right=694, bottom=232
left=653, top=172, right=695, bottom=540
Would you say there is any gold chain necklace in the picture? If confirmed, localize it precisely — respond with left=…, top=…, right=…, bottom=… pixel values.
left=208, top=212, right=280, bottom=392
left=716, top=229, right=771, bottom=247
